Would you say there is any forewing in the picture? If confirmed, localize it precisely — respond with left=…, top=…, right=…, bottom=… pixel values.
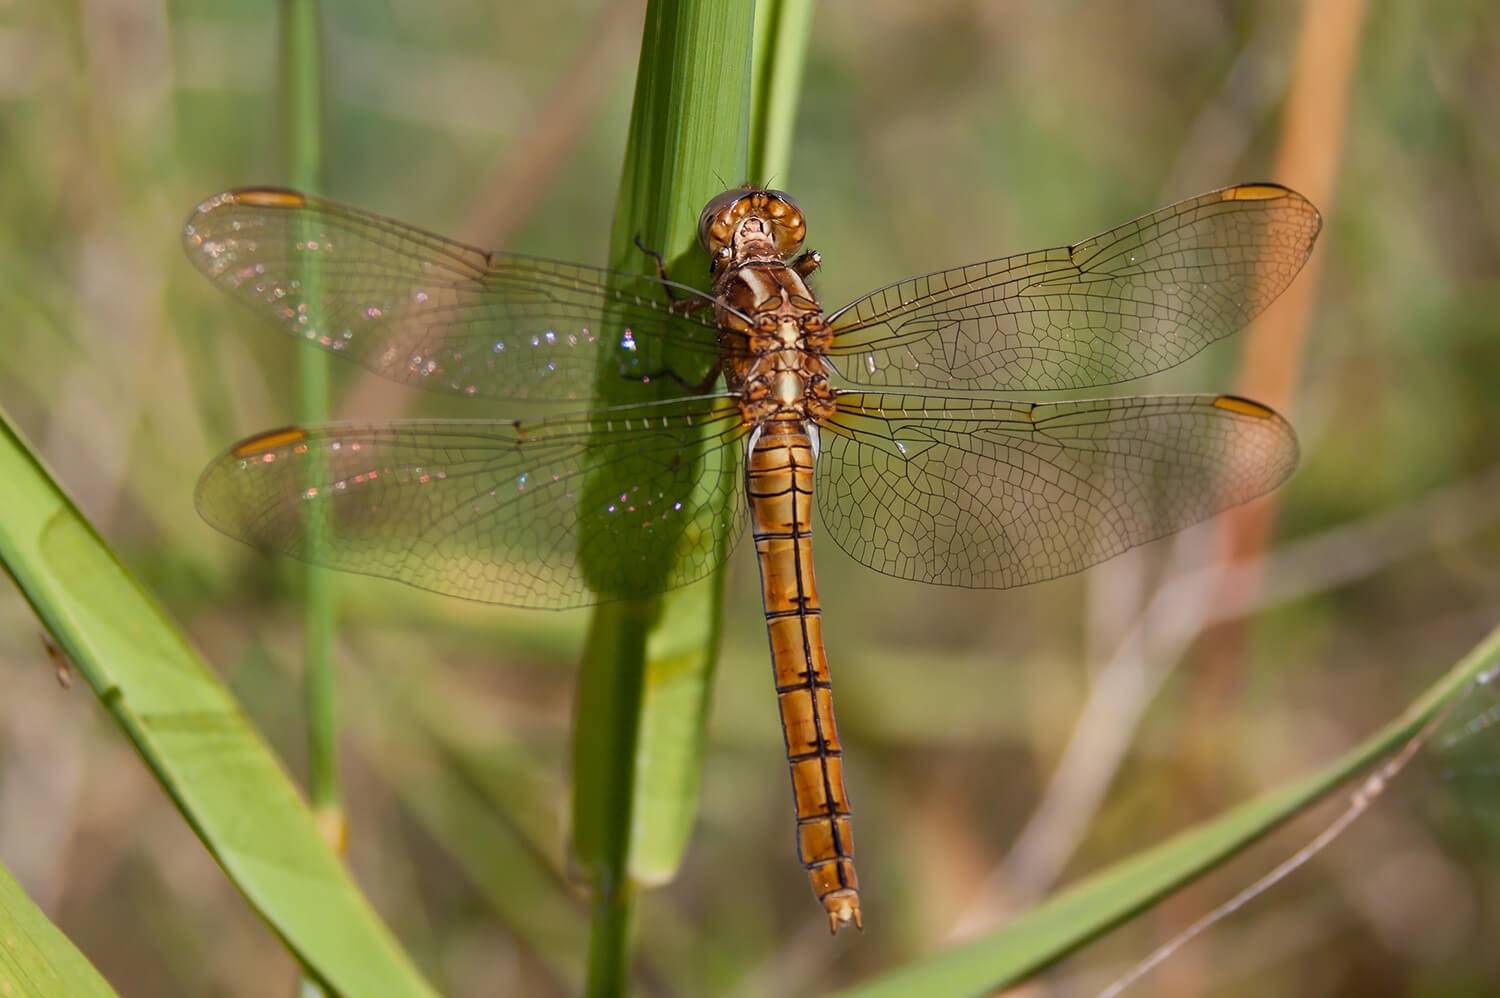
left=826, top=185, right=1320, bottom=390
left=183, top=189, right=726, bottom=403
left=818, top=392, right=1297, bottom=588
left=196, top=399, right=747, bottom=608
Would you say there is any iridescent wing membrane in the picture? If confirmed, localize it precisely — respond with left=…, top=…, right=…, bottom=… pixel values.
left=826, top=185, right=1320, bottom=391
left=183, top=189, right=728, bottom=404
left=813, top=183, right=1318, bottom=589
left=820, top=392, right=1297, bottom=589
left=187, top=184, right=1319, bottom=606
left=195, top=403, right=746, bottom=608
left=187, top=190, right=747, bottom=607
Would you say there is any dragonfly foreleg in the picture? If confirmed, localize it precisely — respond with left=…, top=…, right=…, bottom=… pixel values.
left=791, top=249, right=821, bottom=278
left=633, top=232, right=673, bottom=285
left=633, top=233, right=713, bottom=317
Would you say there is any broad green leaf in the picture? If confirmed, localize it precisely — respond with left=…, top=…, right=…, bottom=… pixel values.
left=835, top=619, right=1500, bottom=998
left=0, top=859, right=119, bottom=998
left=0, top=410, right=436, bottom=998
left=570, top=1, right=759, bottom=993
left=750, top=0, right=814, bottom=182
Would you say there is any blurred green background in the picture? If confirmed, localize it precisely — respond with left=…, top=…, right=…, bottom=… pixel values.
left=3, top=0, right=1500, bottom=995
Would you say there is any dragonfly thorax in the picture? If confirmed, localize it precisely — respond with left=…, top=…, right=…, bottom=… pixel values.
left=718, top=255, right=835, bottom=428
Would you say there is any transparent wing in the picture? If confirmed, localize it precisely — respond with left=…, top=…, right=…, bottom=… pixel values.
left=183, top=189, right=730, bottom=404
left=817, top=391, right=1297, bottom=588
left=826, top=184, right=1321, bottom=391
left=195, top=398, right=747, bottom=609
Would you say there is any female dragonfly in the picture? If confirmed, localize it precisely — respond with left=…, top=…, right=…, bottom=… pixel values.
left=186, top=182, right=1320, bottom=931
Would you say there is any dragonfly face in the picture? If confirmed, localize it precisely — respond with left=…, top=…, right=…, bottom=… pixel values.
left=185, top=182, right=1321, bottom=932
left=697, top=187, right=807, bottom=277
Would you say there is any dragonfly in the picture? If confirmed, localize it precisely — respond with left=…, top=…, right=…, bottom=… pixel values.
left=185, top=181, right=1320, bottom=932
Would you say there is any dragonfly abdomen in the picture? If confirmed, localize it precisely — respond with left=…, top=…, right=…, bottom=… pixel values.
left=747, top=419, right=860, bottom=933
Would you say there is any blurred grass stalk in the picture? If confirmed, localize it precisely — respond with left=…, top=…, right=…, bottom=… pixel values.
left=989, top=0, right=1368, bottom=931
left=0, top=407, right=435, bottom=995
left=1199, top=0, right=1369, bottom=678
left=836, top=618, right=1500, bottom=997
left=279, top=4, right=342, bottom=996
left=277, top=0, right=344, bottom=854
left=570, top=1, right=809, bottom=994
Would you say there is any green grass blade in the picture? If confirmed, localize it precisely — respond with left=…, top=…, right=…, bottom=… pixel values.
left=277, top=0, right=341, bottom=835
left=0, top=409, right=436, bottom=998
left=0, top=859, right=119, bottom=997
left=750, top=0, right=814, bottom=182
left=621, top=1, right=812, bottom=894
left=279, top=9, right=339, bottom=996
left=629, top=568, right=731, bottom=882
left=834, top=620, right=1500, bottom=998
left=570, top=1, right=756, bottom=993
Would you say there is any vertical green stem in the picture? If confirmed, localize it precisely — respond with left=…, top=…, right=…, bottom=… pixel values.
left=750, top=0, right=814, bottom=181
left=279, top=0, right=341, bottom=837
left=579, top=601, right=651, bottom=998
left=571, top=2, right=759, bottom=995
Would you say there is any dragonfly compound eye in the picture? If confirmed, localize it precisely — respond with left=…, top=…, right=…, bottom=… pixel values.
left=697, top=188, right=749, bottom=255
left=759, top=189, right=806, bottom=255
left=698, top=188, right=808, bottom=259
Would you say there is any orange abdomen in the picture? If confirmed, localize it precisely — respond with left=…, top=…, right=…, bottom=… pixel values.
left=747, top=419, right=860, bottom=932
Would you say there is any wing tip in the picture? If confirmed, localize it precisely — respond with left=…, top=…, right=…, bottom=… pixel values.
left=1211, top=394, right=1280, bottom=419
left=229, top=426, right=311, bottom=458
left=187, top=187, right=307, bottom=222
left=1223, top=183, right=1292, bottom=202
left=1212, top=394, right=1300, bottom=490
left=183, top=188, right=311, bottom=258
left=1222, top=182, right=1323, bottom=235
left=223, top=188, right=308, bottom=210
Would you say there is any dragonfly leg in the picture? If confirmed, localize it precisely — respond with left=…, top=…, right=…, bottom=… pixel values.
left=790, top=249, right=821, bottom=278
left=633, top=232, right=674, bottom=288
left=632, top=233, right=715, bottom=317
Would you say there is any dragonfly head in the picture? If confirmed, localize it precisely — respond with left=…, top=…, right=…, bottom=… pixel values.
left=698, top=187, right=807, bottom=273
